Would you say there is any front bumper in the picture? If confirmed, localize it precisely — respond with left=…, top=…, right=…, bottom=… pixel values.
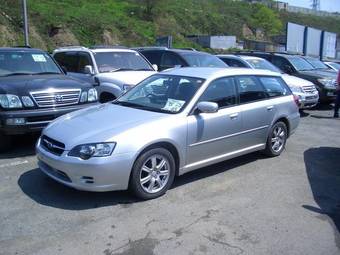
left=293, top=92, right=319, bottom=109
left=36, top=139, right=135, bottom=192
left=0, top=103, right=98, bottom=135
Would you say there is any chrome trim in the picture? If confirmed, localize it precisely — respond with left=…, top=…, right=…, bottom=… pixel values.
left=26, top=120, right=52, bottom=125
left=30, top=88, right=81, bottom=108
left=189, top=125, right=269, bottom=147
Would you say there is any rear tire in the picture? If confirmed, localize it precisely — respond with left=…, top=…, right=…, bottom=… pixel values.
left=0, top=133, right=11, bottom=152
left=129, top=148, right=176, bottom=200
left=263, top=122, right=287, bottom=157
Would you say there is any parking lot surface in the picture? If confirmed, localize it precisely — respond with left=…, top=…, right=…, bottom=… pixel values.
left=0, top=106, right=339, bottom=255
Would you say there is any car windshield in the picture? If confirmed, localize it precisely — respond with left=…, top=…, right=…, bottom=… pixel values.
left=94, top=51, right=153, bottom=73
left=288, top=57, right=314, bottom=71
left=305, top=58, right=329, bottom=70
left=328, top=62, right=340, bottom=71
left=0, top=51, right=62, bottom=77
left=246, top=58, right=282, bottom=73
left=181, top=52, right=227, bottom=68
left=115, top=74, right=205, bottom=114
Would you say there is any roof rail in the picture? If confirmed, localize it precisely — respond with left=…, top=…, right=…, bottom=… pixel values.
left=14, top=45, right=32, bottom=48
left=54, top=46, right=88, bottom=50
left=89, top=45, right=128, bottom=49
left=132, top=46, right=169, bottom=51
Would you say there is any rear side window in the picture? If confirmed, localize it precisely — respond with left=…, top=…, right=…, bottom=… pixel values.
left=78, top=52, right=92, bottom=73
left=271, top=56, right=290, bottom=71
left=220, top=58, right=248, bottom=68
left=140, top=51, right=163, bottom=66
left=199, top=77, right=237, bottom=108
left=259, top=76, right=290, bottom=98
left=236, top=76, right=267, bottom=104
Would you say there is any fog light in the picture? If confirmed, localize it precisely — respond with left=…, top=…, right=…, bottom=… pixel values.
left=6, top=118, right=26, bottom=125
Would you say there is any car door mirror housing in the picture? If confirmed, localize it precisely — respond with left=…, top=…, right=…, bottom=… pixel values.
left=152, top=64, right=158, bottom=71
left=84, top=65, right=94, bottom=75
left=196, top=101, right=218, bottom=114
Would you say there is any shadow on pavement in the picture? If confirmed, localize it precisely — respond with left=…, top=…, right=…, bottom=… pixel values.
left=18, top=151, right=265, bottom=210
left=313, top=103, right=334, bottom=111
left=0, top=134, right=39, bottom=159
left=299, top=110, right=310, bottom=118
left=303, top=147, right=340, bottom=245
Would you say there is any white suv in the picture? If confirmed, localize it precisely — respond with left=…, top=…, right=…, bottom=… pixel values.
left=53, top=46, right=157, bottom=102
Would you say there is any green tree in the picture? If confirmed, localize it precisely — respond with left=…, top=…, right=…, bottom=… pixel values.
left=251, top=5, right=283, bottom=36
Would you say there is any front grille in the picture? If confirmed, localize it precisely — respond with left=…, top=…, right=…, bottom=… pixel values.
left=41, top=135, right=65, bottom=156
left=302, top=85, right=317, bottom=94
left=31, top=89, right=81, bottom=108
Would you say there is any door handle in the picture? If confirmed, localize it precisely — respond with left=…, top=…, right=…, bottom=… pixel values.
left=229, top=113, right=239, bottom=119
left=267, top=106, right=274, bottom=111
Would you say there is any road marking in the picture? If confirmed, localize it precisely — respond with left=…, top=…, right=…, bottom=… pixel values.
left=0, top=160, right=29, bottom=169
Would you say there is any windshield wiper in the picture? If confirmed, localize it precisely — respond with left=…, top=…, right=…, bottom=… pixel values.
left=134, top=68, right=153, bottom=71
left=114, top=101, right=173, bottom=113
left=32, top=72, right=61, bottom=75
left=2, top=72, right=32, bottom=77
left=102, top=68, right=134, bottom=73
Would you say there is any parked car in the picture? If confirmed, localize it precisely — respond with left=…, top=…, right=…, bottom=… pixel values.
left=36, top=67, right=300, bottom=199
left=217, top=54, right=319, bottom=109
left=0, top=47, right=98, bottom=151
left=324, top=61, right=340, bottom=72
left=237, top=52, right=337, bottom=103
left=53, top=46, right=157, bottom=103
left=135, top=47, right=228, bottom=71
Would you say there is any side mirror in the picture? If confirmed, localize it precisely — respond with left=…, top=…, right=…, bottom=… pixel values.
left=84, top=65, right=94, bottom=75
left=284, top=65, right=294, bottom=74
left=196, top=101, right=218, bottom=114
left=152, top=64, right=158, bottom=72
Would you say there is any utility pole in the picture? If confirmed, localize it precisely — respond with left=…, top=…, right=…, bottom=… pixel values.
left=311, top=0, right=320, bottom=11
left=22, top=0, right=29, bottom=46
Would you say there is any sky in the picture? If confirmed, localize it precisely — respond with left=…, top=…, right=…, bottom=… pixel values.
left=277, top=0, right=340, bottom=12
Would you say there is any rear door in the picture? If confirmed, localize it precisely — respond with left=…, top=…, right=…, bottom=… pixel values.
left=235, top=75, right=274, bottom=148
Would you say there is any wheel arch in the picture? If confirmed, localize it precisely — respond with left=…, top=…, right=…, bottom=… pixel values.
left=274, top=117, right=290, bottom=137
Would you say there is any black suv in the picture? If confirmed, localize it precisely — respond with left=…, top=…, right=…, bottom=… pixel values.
left=135, top=47, right=227, bottom=71
left=237, top=52, right=337, bottom=102
left=0, top=47, right=98, bottom=151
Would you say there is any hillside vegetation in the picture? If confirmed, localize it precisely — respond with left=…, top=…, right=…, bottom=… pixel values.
left=1, top=0, right=339, bottom=51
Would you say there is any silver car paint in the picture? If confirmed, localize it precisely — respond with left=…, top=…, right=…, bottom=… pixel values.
left=37, top=67, right=300, bottom=192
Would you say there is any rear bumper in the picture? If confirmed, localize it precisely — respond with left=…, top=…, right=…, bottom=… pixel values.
left=0, top=103, right=98, bottom=135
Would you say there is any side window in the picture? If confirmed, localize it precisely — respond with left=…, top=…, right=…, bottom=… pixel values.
left=160, top=52, right=185, bottom=70
left=78, top=52, right=92, bottom=73
left=236, top=76, right=267, bottom=104
left=259, top=76, right=290, bottom=98
left=199, top=77, right=237, bottom=108
left=54, top=52, right=78, bottom=73
left=140, top=51, right=162, bottom=66
left=271, top=56, right=290, bottom=71
left=222, top=58, right=248, bottom=68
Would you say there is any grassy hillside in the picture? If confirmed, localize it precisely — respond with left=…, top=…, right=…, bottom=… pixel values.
left=0, top=0, right=339, bottom=51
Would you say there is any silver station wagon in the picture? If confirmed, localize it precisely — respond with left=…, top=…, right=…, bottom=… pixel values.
left=36, top=67, right=300, bottom=199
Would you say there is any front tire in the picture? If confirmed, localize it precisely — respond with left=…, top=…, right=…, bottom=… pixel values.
left=0, top=133, right=11, bottom=152
left=129, top=148, right=176, bottom=200
left=263, top=122, right=287, bottom=157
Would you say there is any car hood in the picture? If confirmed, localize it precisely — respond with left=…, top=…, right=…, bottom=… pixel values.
left=97, top=71, right=156, bottom=85
left=281, top=74, right=314, bottom=87
left=0, top=74, right=91, bottom=95
left=44, top=103, right=165, bottom=150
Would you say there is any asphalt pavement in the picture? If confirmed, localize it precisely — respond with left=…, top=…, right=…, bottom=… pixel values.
left=0, top=106, right=339, bottom=255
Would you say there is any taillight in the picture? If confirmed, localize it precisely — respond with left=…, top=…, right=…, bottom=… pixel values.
left=293, top=95, right=300, bottom=107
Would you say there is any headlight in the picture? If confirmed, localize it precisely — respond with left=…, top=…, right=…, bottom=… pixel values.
left=0, top=94, right=23, bottom=108
left=21, top=96, right=34, bottom=107
left=80, top=91, right=88, bottom=103
left=123, top=84, right=133, bottom=92
left=290, top=86, right=303, bottom=93
left=318, top=78, right=336, bottom=88
left=88, top=88, right=98, bottom=102
left=68, top=142, right=116, bottom=160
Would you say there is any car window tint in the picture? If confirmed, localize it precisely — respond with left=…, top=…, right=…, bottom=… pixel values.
left=259, top=76, right=289, bottom=98
left=54, top=52, right=78, bottom=72
left=199, top=77, right=237, bottom=108
left=271, top=56, right=290, bottom=71
left=236, top=76, right=267, bottom=104
left=160, top=52, right=185, bottom=70
left=78, top=52, right=92, bottom=73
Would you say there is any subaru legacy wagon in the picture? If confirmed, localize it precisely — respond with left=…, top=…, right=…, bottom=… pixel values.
left=36, top=68, right=300, bottom=199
